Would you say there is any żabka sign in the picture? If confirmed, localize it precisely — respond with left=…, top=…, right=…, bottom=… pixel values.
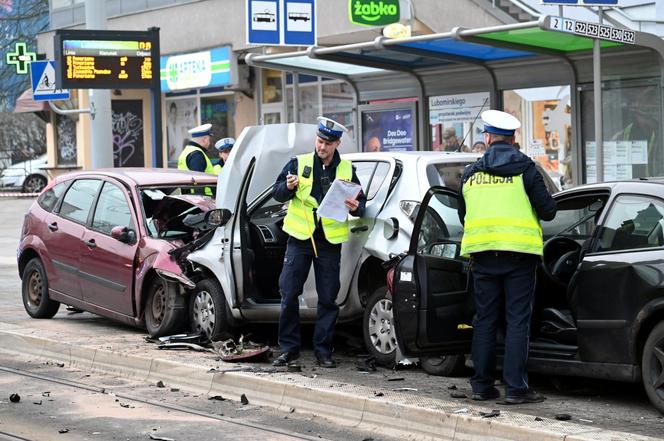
left=349, top=0, right=400, bottom=27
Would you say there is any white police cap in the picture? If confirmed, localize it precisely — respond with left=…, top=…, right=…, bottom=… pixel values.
left=188, top=123, right=212, bottom=138
left=215, top=137, right=235, bottom=151
left=316, top=116, right=348, bottom=142
left=481, top=110, right=521, bottom=136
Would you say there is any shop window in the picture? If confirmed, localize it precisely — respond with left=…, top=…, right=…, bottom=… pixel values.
left=323, top=82, right=355, bottom=141
left=581, top=81, right=662, bottom=183
left=201, top=96, right=234, bottom=141
left=503, top=86, right=572, bottom=188
left=165, top=97, right=198, bottom=167
left=56, top=114, right=77, bottom=167
left=262, top=69, right=283, bottom=104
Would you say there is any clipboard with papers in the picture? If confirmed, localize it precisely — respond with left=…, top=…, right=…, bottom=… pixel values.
left=316, top=179, right=362, bottom=222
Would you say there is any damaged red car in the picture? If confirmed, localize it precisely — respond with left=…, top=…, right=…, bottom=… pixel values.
left=17, top=168, right=224, bottom=337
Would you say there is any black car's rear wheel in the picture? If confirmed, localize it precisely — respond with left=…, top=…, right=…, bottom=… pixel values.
left=22, top=258, right=60, bottom=318
left=189, top=278, right=230, bottom=341
left=642, top=322, right=664, bottom=414
left=144, top=279, right=186, bottom=337
left=420, top=355, right=466, bottom=377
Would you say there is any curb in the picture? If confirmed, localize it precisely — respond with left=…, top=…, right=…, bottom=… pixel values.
left=0, top=329, right=658, bottom=441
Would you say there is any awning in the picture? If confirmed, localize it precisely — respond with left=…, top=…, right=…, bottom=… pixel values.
left=13, top=88, right=49, bottom=113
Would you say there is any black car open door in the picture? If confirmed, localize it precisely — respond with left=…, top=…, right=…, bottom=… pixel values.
left=393, top=186, right=474, bottom=357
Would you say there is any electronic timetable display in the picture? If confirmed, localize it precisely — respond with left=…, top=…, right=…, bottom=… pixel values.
left=54, top=29, right=159, bottom=89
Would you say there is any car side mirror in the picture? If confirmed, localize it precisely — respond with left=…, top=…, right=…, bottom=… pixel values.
left=111, top=226, right=136, bottom=244
left=206, top=208, right=232, bottom=227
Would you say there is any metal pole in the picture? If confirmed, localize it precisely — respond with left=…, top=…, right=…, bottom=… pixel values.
left=558, top=5, right=563, bottom=17
left=85, top=0, right=113, bottom=169
left=594, top=7, right=604, bottom=182
left=150, top=27, right=163, bottom=168
left=293, top=72, right=299, bottom=123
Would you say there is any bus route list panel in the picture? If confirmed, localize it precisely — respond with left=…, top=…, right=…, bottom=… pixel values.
left=60, top=39, right=154, bottom=89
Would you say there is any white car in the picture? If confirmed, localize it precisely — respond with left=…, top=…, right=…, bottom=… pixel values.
left=0, top=154, right=49, bottom=193
left=169, top=123, right=557, bottom=373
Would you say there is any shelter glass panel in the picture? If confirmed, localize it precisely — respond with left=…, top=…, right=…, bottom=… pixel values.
left=165, top=97, right=198, bottom=167
left=580, top=80, right=662, bottom=183
left=503, top=86, right=572, bottom=188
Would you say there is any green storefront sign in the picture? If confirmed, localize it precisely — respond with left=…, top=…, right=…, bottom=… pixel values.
left=349, top=0, right=400, bottom=27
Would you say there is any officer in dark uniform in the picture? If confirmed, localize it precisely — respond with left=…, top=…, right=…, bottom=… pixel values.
left=272, top=117, right=366, bottom=368
left=458, top=110, right=557, bottom=404
left=177, top=123, right=215, bottom=173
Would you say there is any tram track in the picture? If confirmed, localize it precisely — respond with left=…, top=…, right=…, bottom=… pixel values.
left=0, top=365, right=328, bottom=441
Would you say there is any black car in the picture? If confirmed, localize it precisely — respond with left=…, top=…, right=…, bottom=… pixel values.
left=392, top=180, right=664, bottom=414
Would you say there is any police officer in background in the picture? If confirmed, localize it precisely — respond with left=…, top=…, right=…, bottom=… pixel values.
left=213, top=137, right=235, bottom=174
left=272, top=117, right=366, bottom=368
left=458, top=110, right=557, bottom=404
left=177, top=123, right=215, bottom=174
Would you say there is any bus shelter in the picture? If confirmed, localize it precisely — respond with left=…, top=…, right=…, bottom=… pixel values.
left=245, top=16, right=664, bottom=187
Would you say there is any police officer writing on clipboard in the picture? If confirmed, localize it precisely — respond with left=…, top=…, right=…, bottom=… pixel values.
left=458, top=110, right=556, bottom=404
left=272, top=117, right=366, bottom=368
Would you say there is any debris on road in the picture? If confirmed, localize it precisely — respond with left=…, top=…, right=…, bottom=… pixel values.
left=356, top=357, right=377, bottom=372
left=447, top=385, right=458, bottom=390
left=453, top=408, right=469, bottom=414
left=386, top=377, right=404, bottom=382
left=450, top=392, right=467, bottom=399
left=555, top=413, right=572, bottom=421
left=42, top=391, right=50, bottom=397
left=148, top=434, right=175, bottom=441
left=58, top=429, right=69, bottom=433
left=393, top=387, right=418, bottom=392
left=212, top=336, right=271, bottom=362
left=156, top=380, right=165, bottom=388
left=374, top=392, right=384, bottom=397
left=208, top=395, right=225, bottom=401
left=158, top=333, right=205, bottom=344
left=65, top=306, right=84, bottom=314
left=33, top=400, right=42, bottom=405
left=240, top=394, right=249, bottom=405
left=9, top=393, right=20, bottom=403
left=157, top=342, right=211, bottom=352
left=535, top=417, right=544, bottom=421
left=480, top=410, right=500, bottom=418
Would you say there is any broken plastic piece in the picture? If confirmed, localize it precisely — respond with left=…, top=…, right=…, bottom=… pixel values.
left=240, top=394, right=249, bottom=405
left=208, top=395, right=225, bottom=401
left=148, top=434, right=175, bottom=441
left=156, top=380, right=165, bottom=388
left=480, top=409, right=500, bottom=418
left=555, top=413, right=572, bottom=421
left=157, top=342, right=211, bottom=352
left=157, top=333, right=205, bottom=344
left=9, top=393, right=20, bottom=403
left=212, top=336, right=270, bottom=362
left=386, top=377, right=404, bottom=382
left=58, top=429, right=69, bottom=434
left=453, top=408, right=469, bottom=414
left=450, top=392, right=467, bottom=398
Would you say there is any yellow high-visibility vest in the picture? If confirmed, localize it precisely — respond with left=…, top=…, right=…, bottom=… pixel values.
left=177, top=145, right=216, bottom=175
left=177, top=145, right=215, bottom=196
left=461, top=171, right=543, bottom=257
left=282, top=153, right=352, bottom=244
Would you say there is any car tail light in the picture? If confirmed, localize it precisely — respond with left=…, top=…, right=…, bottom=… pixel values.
left=399, top=200, right=419, bottom=220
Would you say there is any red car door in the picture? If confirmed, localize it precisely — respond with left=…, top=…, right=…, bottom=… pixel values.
left=43, top=179, right=102, bottom=301
left=79, top=181, right=138, bottom=317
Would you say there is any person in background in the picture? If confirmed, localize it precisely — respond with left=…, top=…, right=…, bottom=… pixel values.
left=472, top=140, right=487, bottom=153
left=458, top=110, right=557, bottom=405
left=365, top=135, right=382, bottom=152
left=271, top=117, right=366, bottom=369
left=213, top=137, right=235, bottom=174
left=177, top=123, right=215, bottom=174
left=442, top=127, right=461, bottom=152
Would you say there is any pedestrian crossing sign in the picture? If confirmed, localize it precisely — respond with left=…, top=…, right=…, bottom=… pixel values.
left=30, top=60, right=70, bottom=102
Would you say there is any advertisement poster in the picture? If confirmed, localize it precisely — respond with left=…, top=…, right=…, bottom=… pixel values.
left=429, top=92, right=489, bottom=152
left=361, top=107, right=415, bottom=152
left=166, top=97, right=198, bottom=166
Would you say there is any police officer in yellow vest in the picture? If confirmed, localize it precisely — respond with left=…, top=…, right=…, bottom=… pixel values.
left=212, top=137, right=235, bottom=175
left=458, top=110, right=556, bottom=404
left=272, top=117, right=366, bottom=368
left=177, top=123, right=216, bottom=174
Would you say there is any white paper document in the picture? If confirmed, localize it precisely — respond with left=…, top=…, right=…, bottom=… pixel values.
left=316, top=179, right=362, bottom=222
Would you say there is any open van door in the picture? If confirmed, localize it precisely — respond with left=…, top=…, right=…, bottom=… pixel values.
left=393, top=186, right=474, bottom=357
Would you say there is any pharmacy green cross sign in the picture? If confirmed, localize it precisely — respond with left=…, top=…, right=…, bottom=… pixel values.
left=6, top=42, right=36, bottom=75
